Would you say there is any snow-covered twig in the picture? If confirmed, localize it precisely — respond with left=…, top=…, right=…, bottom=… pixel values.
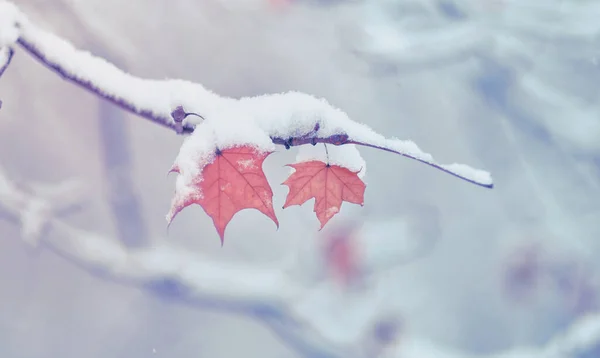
left=0, top=172, right=295, bottom=304
left=0, top=171, right=87, bottom=246
left=0, top=0, right=494, bottom=189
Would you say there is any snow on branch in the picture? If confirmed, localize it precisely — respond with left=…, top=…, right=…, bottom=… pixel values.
left=0, top=0, right=493, bottom=189
left=0, top=167, right=298, bottom=305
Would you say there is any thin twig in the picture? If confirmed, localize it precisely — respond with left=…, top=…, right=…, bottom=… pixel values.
left=0, top=46, right=14, bottom=108
left=0, top=46, right=13, bottom=78
left=7, top=7, right=492, bottom=191
left=272, top=135, right=494, bottom=189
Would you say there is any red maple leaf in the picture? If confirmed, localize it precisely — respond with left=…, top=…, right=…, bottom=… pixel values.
left=282, top=161, right=365, bottom=229
left=167, top=145, right=278, bottom=244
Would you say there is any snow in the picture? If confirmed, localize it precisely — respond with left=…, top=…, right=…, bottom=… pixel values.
left=169, top=84, right=493, bottom=216
left=173, top=90, right=493, bottom=188
left=15, top=6, right=227, bottom=125
left=295, top=144, right=367, bottom=178
left=395, top=312, right=600, bottom=358
left=168, top=109, right=277, bottom=219
left=0, top=169, right=89, bottom=247
left=291, top=280, right=387, bottom=345
left=441, top=163, right=493, bottom=187
left=0, top=1, right=19, bottom=48
left=0, top=163, right=299, bottom=305
left=3, top=0, right=600, bottom=357
left=165, top=95, right=492, bottom=223
left=0, top=1, right=494, bottom=190
left=555, top=313, right=600, bottom=355
left=238, top=157, right=258, bottom=170
left=0, top=47, right=10, bottom=69
left=19, top=197, right=50, bottom=246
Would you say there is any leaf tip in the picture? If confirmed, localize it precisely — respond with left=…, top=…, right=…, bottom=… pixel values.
left=266, top=209, right=280, bottom=230
left=215, top=224, right=227, bottom=246
left=318, top=221, right=328, bottom=231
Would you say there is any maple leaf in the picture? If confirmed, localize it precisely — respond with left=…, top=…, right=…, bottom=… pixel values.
left=167, top=145, right=279, bottom=244
left=282, top=161, right=366, bottom=229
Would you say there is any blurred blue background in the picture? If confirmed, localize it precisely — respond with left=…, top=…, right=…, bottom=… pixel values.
left=1, top=0, right=599, bottom=357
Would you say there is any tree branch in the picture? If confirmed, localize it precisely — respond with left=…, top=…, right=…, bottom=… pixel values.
left=0, top=46, right=13, bottom=108
left=0, top=46, right=13, bottom=77
left=273, top=134, right=494, bottom=189
left=15, top=36, right=195, bottom=134
left=1, top=0, right=494, bottom=189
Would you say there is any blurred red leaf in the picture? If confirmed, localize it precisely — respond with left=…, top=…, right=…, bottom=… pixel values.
left=325, top=225, right=361, bottom=287
left=168, top=145, right=278, bottom=244
left=282, top=161, right=365, bottom=229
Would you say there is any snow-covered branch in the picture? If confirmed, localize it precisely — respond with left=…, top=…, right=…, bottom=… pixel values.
left=0, top=0, right=493, bottom=189
left=0, top=170, right=297, bottom=305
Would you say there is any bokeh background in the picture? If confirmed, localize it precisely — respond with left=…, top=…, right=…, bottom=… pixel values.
left=1, top=0, right=599, bottom=357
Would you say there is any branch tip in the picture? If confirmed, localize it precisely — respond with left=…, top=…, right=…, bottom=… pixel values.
left=0, top=46, right=14, bottom=78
